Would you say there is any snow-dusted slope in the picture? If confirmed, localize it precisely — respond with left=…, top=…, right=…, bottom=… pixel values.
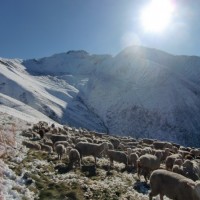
left=0, top=57, right=107, bottom=132
left=1, top=46, right=200, bottom=146
left=81, top=47, right=200, bottom=146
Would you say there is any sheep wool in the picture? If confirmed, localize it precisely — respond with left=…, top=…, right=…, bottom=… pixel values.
left=149, top=169, right=200, bottom=200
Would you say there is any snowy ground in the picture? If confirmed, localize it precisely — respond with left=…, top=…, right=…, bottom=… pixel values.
left=0, top=112, right=34, bottom=199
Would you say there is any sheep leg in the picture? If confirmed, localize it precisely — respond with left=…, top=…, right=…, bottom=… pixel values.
left=159, top=194, right=164, bottom=200
left=110, top=159, right=113, bottom=167
left=80, top=154, right=83, bottom=165
left=137, top=167, right=141, bottom=180
left=146, top=169, right=151, bottom=182
left=79, top=160, right=81, bottom=168
left=94, top=156, right=97, bottom=166
left=134, top=161, right=138, bottom=170
left=148, top=192, right=153, bottom=200
left=144, top=175, right=148, bottom=183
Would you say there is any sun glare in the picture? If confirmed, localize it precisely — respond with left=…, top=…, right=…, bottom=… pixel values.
left=140, top=0, right=174, bottom=33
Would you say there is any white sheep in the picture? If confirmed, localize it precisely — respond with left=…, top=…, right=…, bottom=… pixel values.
left=172, top=164, right=185, bottom=175
left=22, top=141, right=41, bottom=150
left=153, top=141, right=173, bottom=150
left=182, top=159, right=200, bottom=181
left=141, top=138, right=155, bottom=145
left=165, top=153, right=182, bottom=170
left=190, top=149, right=200, bottom=158
left=137, top=154, right=162, bottom=182
left=106, top=149, right=128, bottom=167
left=40, top=143, right=53, bottom=154
left=109, top=138, right=120, bottom=149
left=75, top=142, right=108, bottom=165
left=54, top=141, right=69, bottom=150
left=21, top=131, right=33, bottom=138
left=174, top=158, right=183, bottom=166
left=42, top=138, right=54, bottom=148
left=47, top=134, right=68, bottom=144
left=55, top=144, right=66, bottom=160
left=68, top=148, right=81, bottom=168
left=149, top=169, right=200, bottom=200
left=129, top=153, right=139, bottom=168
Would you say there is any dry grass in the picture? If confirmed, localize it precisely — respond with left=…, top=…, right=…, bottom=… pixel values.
left=0, top=120, right=17, bottom=199
left=0, top=123, right=16, bottom=158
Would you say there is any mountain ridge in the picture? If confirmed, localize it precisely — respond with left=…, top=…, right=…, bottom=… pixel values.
left=0, top=45, right=200, bottom=146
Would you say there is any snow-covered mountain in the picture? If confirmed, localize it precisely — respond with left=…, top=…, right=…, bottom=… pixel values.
left=1, top=46, right=200, bottom=146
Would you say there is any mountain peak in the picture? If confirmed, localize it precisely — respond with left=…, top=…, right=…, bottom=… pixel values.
left=66, top=50, right=89, bottom=56
left=1, top=46, right=200, bottom=146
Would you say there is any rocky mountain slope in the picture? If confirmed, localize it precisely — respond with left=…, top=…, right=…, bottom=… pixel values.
left=1, top=46, right=200, bottom=146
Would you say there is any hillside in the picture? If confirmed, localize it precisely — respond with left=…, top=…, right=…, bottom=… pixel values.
left=0, top=115, right=154, bottom=200
left=1, top=46, right=200, bottom=146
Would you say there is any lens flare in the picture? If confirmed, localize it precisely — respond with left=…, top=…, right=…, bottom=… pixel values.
left=140, top=0, right=175, bottom=33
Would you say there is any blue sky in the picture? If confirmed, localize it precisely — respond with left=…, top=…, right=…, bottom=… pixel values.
left=0, top=0, right=200, bottom=59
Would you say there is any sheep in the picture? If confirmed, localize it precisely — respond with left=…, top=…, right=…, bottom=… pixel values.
left=172, top=164, right=185, bottom=175
left=182, top=159, right=200, bottom=181
left=21, top=131, right=33, bottom=138
left=109, top=138, right=120, bottom=149
left=141, top=138, right=155, bottom=145
left=48, top=134, right=68, bottom=144
left=172, top=142, right=180, bottom=149
left=137, top=154, right=162, bottom=182
left=154, top=149, right=171, bottom=162
left=172, top=146, right=178, bottom=153
left=120, top=137, right=137, bottom=143
left=40, top=143, right=53, bottom=154
left=149, top=169, right=200, bottom=200
left=180, top=146, right=190, bottom=151
left=185, top=154, right=194, bottom=160
left=172, top=160, right=200, bottom=181
left=38, top=129, right=45, bottom=138
left=31, top=132, right=41, bottom=140
left=107, top=142, right=114, bottom=150
left=191, top=149, right=200, bottom=158
left=42, top=138, right=54, bottom=148
left=174, top=158, right=183, bottom=167
left=132, top=148, right=142, bottom=156
left=152, top=141, right=166, bottom=150
left=68, top=148, right=81, bottom=168
left=152, top=141, right=173, bottom=150
left=38, top=121, right=48, bottom=128
left=127, top=148, right=132, bottom=157
left=32, top=124, right=39, bottom=132
left=22, top=141, right=41, bottom=150
left=141, top=147, right=153, bottom=155
left=74, top=137, right=88, bottom=144
left=118, top=143, right=126, bottom=151
left=165, top=153, right=182, bottom=170
left=129, top=153, right=139, bottom=169
left=75, top=142, right=108, bottom=165
left=179, top=150, right=194, bottom=159
left=125, top=142, right=138, bottom=148
left=106, top=149, right=128, bottom=167
left=54, top=141, right=69, bottom=149
left=55, top=144, right=66, bottom=160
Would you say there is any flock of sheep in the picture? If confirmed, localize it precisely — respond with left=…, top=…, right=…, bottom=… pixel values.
left=21, top=121, right=200, bottom=200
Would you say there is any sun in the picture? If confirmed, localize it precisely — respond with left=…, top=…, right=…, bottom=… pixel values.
left=140, top=0, right=175, bottom=33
